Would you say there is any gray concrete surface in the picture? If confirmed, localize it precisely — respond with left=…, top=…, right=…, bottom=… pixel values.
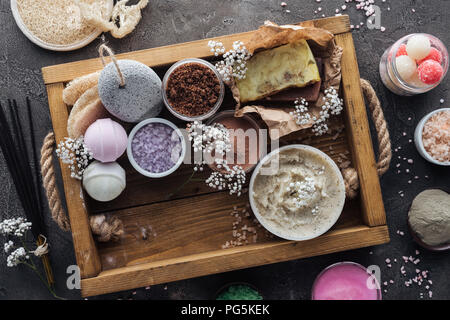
left=0, top=0, right=449, bottom=300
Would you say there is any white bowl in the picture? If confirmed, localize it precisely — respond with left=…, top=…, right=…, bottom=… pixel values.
left=249, top=144, right=346, bottom=241
left=414, top=108, right=450, bottom=166
left=11, top=0, right=113, bottom=51
left=127, top=118, right=186, bottom=178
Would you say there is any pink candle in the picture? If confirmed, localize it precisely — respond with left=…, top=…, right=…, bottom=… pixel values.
left=312, top=262, right=381, bottom=300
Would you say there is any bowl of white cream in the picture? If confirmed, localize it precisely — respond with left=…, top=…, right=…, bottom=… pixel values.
left=249, top=145, right=346, bottom=241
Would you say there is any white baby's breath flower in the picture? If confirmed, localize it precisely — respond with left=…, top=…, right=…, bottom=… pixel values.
left=0, top=217, right=32, bottom=237
left=4, top=240, right=14, bottom=253
left=6, top=247, right=29, bottom=267
left=56, top=136, right=93, bottom=180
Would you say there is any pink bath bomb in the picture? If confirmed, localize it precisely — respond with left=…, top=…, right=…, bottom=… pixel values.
left=84, top=118, right=128, bottom=162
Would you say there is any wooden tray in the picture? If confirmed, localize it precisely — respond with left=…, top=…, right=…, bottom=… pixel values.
left=42, top=15, right=389, bottom=297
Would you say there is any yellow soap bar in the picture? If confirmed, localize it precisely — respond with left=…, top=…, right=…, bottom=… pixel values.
left=236, top=40, right=320, bottom=103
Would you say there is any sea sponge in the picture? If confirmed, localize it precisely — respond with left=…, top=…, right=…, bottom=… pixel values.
left=77, top=0, right=148, bottom=39
left=98, top=59, right=162, bottom=122
left=67, top=85, right=110, bottom=139
left=63, top=71, right=101, bottom=106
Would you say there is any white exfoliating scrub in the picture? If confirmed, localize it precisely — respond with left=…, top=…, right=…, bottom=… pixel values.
left=250, top=145, right=345, bottom=241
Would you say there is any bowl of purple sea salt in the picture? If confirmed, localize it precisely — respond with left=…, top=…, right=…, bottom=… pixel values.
left=127, top=118, right=186, bottom=178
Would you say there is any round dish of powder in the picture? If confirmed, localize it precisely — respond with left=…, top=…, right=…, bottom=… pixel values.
left=127, top=118, right=186, bottom=178
left=206, top=110, right=262, bottom=173
left=11, top=0, right=113, bottom=51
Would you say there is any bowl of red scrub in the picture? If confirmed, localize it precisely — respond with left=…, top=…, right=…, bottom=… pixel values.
left=127, top=118, right=186, bottom=178
left=311, top=262, right=382, bottom=300
left=206, top=110, right=263, bottom=173
left=414, top=108, right=450, bottom=166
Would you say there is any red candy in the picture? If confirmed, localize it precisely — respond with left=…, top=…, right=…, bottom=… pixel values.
left=417, top=48, right=443, bottom=65
left=417, top=60, right=443, bottom=85
left=396, top=44, right=408, bottom=57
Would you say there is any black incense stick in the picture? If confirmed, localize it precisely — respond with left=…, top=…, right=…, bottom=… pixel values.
left=0, top=99, right=53, bottom=285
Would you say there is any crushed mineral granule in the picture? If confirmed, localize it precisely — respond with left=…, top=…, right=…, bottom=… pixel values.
left=422, top=110, right=450, bottom=162
left=16, top=0, right=111, bottom=45
left=221, top=204, right=272, bottom=249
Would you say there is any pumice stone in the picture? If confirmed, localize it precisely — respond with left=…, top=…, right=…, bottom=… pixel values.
left=84, top=118, right=128, bottom=163
left=83, top=161, right=126, bottom=202
left=98, top=59, right=163, bottom=122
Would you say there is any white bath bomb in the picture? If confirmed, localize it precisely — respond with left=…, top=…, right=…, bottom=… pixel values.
left=406, top=35, right=431, bottom=61
left=83, top=161, right=126, bottom=202
left=408, top=189, right=450, bottom=247
left=98, top=59, right=163, bottom=123
left=396, top=56, right=417, bottom=81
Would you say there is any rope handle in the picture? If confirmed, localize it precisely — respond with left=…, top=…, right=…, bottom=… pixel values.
left=342, top=78, right=392, bottom=199
left=40, top=132, right=123, bottom=241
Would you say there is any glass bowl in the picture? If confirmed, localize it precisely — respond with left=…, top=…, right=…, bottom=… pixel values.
left=162, top=58, right=225, bottom=122
left=380, top=33, right=448, bottom=95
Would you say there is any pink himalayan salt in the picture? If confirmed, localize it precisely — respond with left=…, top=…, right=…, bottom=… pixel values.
left=422, top=110, right=450, bottom=162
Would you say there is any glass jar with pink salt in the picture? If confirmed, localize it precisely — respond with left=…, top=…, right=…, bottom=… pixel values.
left=311, top=262, right=382, bottom=300
left=380, top=34, right=448, bottom=95
left=127, top=118, right=186, bottom=178
left=414, top=108, right=450, bottom=166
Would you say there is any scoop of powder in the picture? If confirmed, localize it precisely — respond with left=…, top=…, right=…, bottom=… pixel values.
left=408, top=189, right=450, bottom=247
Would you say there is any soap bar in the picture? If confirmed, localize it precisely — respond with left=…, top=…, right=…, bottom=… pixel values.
left=263, top=58, right=323, bottom=103
left=236, top=40, right=320, bottom=103
left=84, top=118, right=128, bottom=163
left=83, top=161, right=126, bottom=202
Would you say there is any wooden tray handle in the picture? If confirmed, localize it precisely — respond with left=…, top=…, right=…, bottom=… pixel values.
left=342, top=78, right=392, bottom=199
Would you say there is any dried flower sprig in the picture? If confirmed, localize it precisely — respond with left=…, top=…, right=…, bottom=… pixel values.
left=187, top=121, right=231, bottom=171
left=0, top=217, right=65, bottom=299
left=206, top=159, right=246, bottom=196
left=208, top=40, right=252, bottom=82
left=55, top=136, right=93, bottom=179
left=185, top=122, right=246, bottom=196
left=290, top=87, right=344, bottom=136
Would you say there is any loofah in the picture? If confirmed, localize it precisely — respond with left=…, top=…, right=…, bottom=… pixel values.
left=78, top=0, right=149, bottom=39
left=67, top=85, right=110, bottom=138
left=17, top=0, right=111, bottom=45
left=98, top=59, right=162, bottom=122
left=63, top=71, right=101, bottom=106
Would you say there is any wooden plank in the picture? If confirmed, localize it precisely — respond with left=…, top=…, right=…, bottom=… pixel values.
left=334, top=32, right=387, bottom=226
left=81, top=224, right=389, bottom=297
left=41, top=15, right=351, bottom=84
left=96, top=190, right=363, bottom=271
left=46, top=83, right=102, bottom=278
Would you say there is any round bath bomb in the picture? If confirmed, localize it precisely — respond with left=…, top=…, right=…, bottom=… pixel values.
left=83, top=161, right=126, bottom=202
left=417, top=59, right=443, bottom=85
left=408, top=189, right=450, bottom=247
left=84, top=118, right=128, bottom=162
left=406, top=35, right=431, bottom=61
left=98, top=59, right=163, bottom=123
left=396, top=55, right=417, bottom=81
